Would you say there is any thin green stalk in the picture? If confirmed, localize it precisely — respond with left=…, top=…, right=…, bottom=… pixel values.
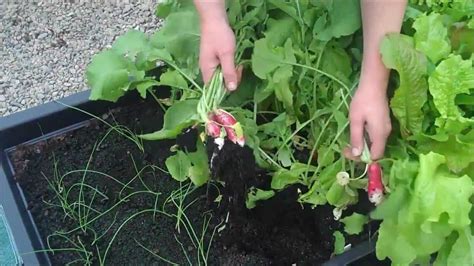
left=174, top=234, right=193, bottom=266
left=101, top=209, right=167, bottom=264
left=134, top=239, right=179, bottom=266
left=291, top=62, right=350, bottom=93
left=164, top=60, right=203, bottom=92
left=77, top=142, right=98, bottom=232
left=258, top=147, right=282, bottom=169
left=92, top=212, right=118, bottom=245
left=148, top=89, right=167, bottom=112
left=67, top=183, right=108, bottom=201
left=55, top=102, right=144, bottom=152
left=275, top=111, right=320, bottom=158
left=304, top=89, right=352, bottom=180
left=63, top=169, right=131, bottom=189
left=63, top=190, right=163, bottom=235
left=300, top=120, right=350, bottom=199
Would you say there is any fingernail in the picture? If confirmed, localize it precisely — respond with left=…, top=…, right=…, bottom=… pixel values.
left=227, top=82, right=237, bottom=91
left=352, top=147, right=361, bottom=157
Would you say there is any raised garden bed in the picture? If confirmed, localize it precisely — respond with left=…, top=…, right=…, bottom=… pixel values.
left=0, top=90, right=385, bottom=265
left=3, top=1, right=473, bottom=265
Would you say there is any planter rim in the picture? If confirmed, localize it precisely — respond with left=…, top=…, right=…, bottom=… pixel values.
left=0, top=90, right=96, bottom=266
left=0, top=90, right=376, bottom=266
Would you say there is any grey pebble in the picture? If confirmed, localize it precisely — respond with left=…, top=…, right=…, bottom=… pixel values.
left=1, top=2, right=162, bottom=117
left=38, top=32, right=48, bottom=39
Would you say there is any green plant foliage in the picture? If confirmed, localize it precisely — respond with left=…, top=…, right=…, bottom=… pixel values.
left=85, top=1, right=474, bottom=264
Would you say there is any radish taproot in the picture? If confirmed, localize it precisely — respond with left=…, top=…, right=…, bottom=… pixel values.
left=367, top=162, right=384, bottom=205
left=206, top=115, right=221, bottom=138
left=214, top=109, right=245, bottom=147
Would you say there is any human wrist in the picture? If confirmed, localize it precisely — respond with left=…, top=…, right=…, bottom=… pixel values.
left=194, top=0, right=228, bottom=25
left=358, top=52, right=390, bottom=95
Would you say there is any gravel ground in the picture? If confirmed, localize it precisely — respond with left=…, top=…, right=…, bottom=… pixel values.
left=0, top=1, right=162, bottom=117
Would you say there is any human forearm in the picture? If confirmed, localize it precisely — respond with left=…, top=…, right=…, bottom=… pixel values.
left=360, top=0, right=407, bottom=90
left=347, top=0, right=407, bottom=160
left=193, top=0, right=228, bottom=24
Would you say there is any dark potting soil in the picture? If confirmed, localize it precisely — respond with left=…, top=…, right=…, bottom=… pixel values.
left=9, top=99, right=373, bottom=265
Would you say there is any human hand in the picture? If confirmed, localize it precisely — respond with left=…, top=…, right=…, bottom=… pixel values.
left=199, top=18, right=240, bottom=90
left=344, top=83, right=392, bottom=161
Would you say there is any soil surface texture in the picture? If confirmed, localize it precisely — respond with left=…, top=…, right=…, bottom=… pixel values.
left=10, top=98, right=373, bottom=265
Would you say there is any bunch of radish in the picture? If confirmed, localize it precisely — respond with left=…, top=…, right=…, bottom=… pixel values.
left=197, top=68, right=245, bottom=148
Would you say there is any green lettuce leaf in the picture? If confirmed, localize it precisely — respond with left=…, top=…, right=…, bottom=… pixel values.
left=413, top=153, right=472, bottom=231
left=375, top=152, right=473, bottom=265
left=413, top=12, right=451, bottom=63
left=428, top=55, right=474, bottom=133
left=447, top=228, right=474, bottom=266
left=416, top=133, right=474, bottom=173
left=380, top=33, right=428, bottom=137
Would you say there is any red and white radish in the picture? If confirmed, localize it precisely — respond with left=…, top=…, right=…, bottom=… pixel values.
left=367, top=162, right=384, bottom=205
left=213, top=109, right=245, bottom=147
left=205, top=115, right=221, bottom=138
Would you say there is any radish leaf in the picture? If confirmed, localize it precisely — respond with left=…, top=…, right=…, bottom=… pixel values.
left=87, top=50, right=141, bottom=102
left=246, top=188, right=275, bottom=209
left=166, top=151, right=191, bottom=182
left=151, top=8, right=200, bottom=76
left=333, top=231, right=345, bottom=255
left=340, top=213, right=368, bottom=235
left=187, top=140, right=210, bottom=187
left=317, top=0, right=361, bottom=41
left=139, top=99, right=199, bottom=140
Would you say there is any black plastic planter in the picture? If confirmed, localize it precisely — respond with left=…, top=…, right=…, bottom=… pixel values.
left=0, top=90, right=381, bottom=266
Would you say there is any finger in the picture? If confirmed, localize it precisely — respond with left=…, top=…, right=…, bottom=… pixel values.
left=199, top=51, right=219, bottom=84
left=218, top=50, right=238, bottom=91
left=367, top=130, right=388, bottom=160
left=343, top=146, right=361, bottom=162
left=236, top=65, right=243, bottom=85
left=350, top=116, right=365, bottom=157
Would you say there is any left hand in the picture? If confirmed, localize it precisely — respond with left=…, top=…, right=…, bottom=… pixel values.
left=344, top=83, right=392, bottom=161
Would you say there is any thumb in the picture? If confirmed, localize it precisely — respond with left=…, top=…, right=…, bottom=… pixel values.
left=218, top=51, right=238, bottom=91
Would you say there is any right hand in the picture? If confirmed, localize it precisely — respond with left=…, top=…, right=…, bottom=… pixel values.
left=199, top=19, right=240, bottom=90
